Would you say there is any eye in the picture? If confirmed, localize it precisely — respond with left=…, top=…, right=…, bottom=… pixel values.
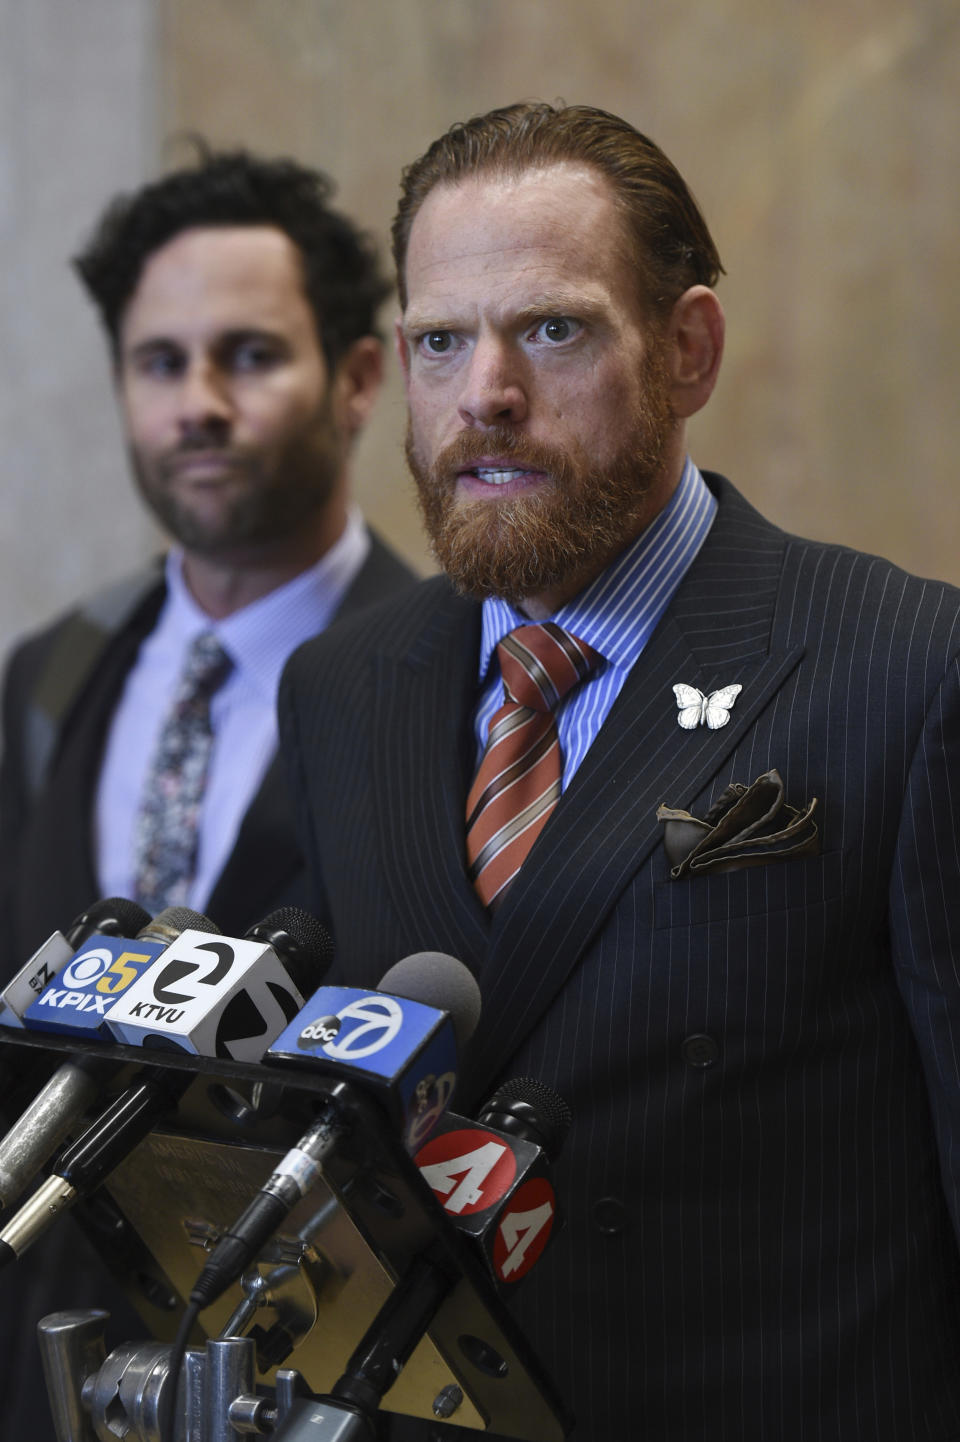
left=131, top=347, right=185, bottom=380
left=231, top=338, right=284, bottom=372
left=534, top=317, right=580, bottom=344
left=419, top=331, right=454, bottom=355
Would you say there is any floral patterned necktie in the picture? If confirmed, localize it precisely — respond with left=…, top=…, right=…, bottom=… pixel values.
left=133, top=631, right=233, bottom=915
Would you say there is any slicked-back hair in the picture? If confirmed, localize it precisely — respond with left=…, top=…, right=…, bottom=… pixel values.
left=75, top=146, right=392, bottom=368
left=392, top=102, right=723, bottom=317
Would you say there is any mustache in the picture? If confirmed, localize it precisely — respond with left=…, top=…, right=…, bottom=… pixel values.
left=421, top=426, right=575, bottom=485
left=153, top=446, right=249, bottom=485
left=175, top=434, right=232, bottom=454
left=156, top=430, right=245, bottom=465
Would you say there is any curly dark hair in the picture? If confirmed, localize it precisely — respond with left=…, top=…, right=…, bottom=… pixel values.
left=393, top=101, right=723, bottom=318
left=75, top=144, right=392, bottom=367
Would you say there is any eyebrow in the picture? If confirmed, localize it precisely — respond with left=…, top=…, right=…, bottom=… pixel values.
left=402, top=291, right=609, bottom=336
left=125, top=327, right=287, bottom=360
left=125, top=336, right=184, bottom=361
left=514, top=293, right=609, bottom=327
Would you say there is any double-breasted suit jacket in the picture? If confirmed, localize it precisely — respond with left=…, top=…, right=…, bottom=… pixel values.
left=282, top=472, right=960, bottom=1440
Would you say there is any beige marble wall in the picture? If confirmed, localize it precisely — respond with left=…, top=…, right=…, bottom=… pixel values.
left=157, top=0, right=960, bottom=588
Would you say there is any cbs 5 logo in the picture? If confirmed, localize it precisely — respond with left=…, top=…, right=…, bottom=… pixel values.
left=62, top=948, right=153, bottom=995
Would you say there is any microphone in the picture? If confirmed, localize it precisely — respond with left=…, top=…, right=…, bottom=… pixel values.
left=297, top=1075, right=561, bottom=1433
left=188, top=951, right=481, bottom=1311
left=415, top=1076, right=572, bottom=1285
left=20, top=903, right=223, bottom=1039
left=103, top=906, right=330, bottom=1060
left=266, top=950, right=482, bottom=1152
left=22, top=926, right=176, bottom=1038
left=291, top=1078, right=566, bottom=1435
left=0, top=897, right=151, bottom=1030
left=0, top=902, right=198, bottom=1209
left=0, top=908, right=333, bottom=1268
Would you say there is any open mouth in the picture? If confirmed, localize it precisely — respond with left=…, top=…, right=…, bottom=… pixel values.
left=459, top=464, right=548, bottom=489
left=472, top=466, right=533, bottom=485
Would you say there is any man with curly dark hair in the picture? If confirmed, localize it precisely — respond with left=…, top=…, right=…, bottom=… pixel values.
left=0, top=147, right=415, bottom=1440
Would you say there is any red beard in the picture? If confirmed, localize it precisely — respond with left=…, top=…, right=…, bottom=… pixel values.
left=406, top=349, right=675, bottom=606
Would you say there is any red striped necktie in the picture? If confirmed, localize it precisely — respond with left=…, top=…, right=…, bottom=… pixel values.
left=466, top=622, right=599, bottom=910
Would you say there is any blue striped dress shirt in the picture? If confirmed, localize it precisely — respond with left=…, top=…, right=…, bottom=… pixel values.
left=473, top=458, right=717, bottom=785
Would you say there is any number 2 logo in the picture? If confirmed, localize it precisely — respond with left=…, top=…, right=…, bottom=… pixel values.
left=152, top=940, right=235, bottom=1004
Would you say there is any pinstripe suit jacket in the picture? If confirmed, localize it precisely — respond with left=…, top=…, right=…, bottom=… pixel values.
left=279, top=474, right=960, bottom=1441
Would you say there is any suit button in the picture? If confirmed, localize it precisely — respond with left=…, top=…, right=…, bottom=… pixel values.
left=682, top=1033, right=720, bottom=1068
left=593, top=1196, right=627, bottom=1235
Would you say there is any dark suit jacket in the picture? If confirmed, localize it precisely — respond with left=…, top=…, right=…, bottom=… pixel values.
left=0, top=527, right=416, bottom=1442
left=0, top=528, right=416, bottom=970
left=279, top=476, right=960, bottom=1441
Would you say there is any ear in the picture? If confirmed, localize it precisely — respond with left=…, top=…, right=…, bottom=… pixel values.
left=394, top=315, right=412, bottom=386
left=664, top=286, right=725, bottom=420
left=331, top=336, right=384, bottom=440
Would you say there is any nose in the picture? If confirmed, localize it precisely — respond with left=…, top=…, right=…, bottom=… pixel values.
left=177, top=359, right=233, bottom=437
left=457, top=337, right=528, bottom=427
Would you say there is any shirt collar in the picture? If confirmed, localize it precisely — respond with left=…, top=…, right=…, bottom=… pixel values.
left=163, top=505, right=370, bottom=699
left=477, top=457, right=716, bottom=682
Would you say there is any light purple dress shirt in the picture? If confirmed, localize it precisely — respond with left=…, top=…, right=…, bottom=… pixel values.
left=96, top=508, right=369, bottom=911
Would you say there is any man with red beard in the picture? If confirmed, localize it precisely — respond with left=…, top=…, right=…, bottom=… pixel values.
left=280, top=104, right=960, bottom=1440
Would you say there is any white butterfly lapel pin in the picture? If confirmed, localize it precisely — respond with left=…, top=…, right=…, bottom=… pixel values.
left=673, top=682, right=742, bottom=731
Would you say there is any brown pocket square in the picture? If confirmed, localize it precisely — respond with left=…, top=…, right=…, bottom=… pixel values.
left=657, top=768, right=819, bottom=879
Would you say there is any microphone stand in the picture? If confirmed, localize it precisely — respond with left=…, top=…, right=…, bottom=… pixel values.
left=13, top=1030, right=571, bottom=1441
left=37, top=1251, right=457, bottom=1442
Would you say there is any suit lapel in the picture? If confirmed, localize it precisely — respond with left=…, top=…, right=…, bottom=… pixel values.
left=209, top=533, right=417, bottom=930
left=336, top=529, right=418, bottom=617
left=52, top=586, right=166, bottom=914
left=207, top=752, right=304, bottom=928
left=464, top=481, right=807, bottom=1095
left=370, top=590, right=491, bottom=968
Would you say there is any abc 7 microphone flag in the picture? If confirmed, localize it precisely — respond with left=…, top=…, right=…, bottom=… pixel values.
left=267, top=969, right=472, bottom=1152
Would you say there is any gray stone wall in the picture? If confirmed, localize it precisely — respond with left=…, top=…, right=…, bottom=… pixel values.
left=0, top=0, right=158, bottom=660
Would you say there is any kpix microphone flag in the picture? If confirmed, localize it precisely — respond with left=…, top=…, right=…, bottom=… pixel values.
left=23, top=934, right=168, bottom=1038
left=0, top=897, right=151, bottom=1031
